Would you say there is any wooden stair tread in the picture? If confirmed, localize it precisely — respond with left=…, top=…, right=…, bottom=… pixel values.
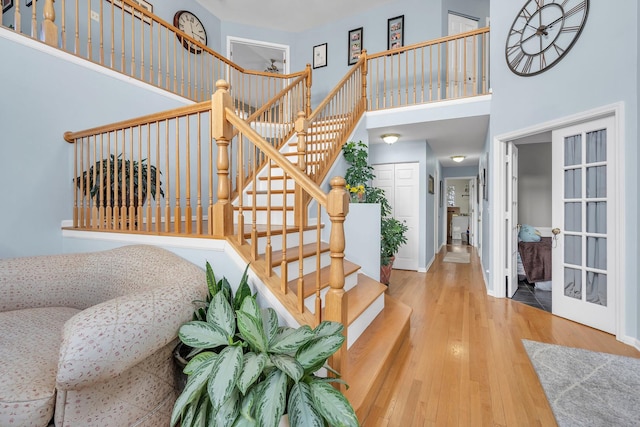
left=246, top=189, right=295, bottom=195
left=237, top=223, right=321, bottom=239
left=343, top=295, right=412, bottom=422
left=233, top=205, right=294, bottom=211
left=258, top=175, right=292, bottom=180
left=269, top=242, right=330, bottom=266
left=345, top=274, right=388, bottom=325
left=287, top=260, right=360, bottom=298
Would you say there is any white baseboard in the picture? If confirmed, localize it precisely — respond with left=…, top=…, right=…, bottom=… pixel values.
left=619, top=335, right=640, bottom=352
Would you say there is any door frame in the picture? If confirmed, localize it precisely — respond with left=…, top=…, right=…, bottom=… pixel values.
left=442, top=176, right=477, bottom=247
left=491, top=103, right=625, bottom=339
left=226, top=36, right=290, bottom=75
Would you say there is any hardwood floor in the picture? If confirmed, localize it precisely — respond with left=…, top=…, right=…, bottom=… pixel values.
left=363, top=244, right=640, bottom=426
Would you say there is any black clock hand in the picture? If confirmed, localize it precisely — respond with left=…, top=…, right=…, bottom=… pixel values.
left=545, top=16, right=563, bottom=30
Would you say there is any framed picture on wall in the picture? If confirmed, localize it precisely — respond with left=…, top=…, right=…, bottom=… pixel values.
left=3, top=0, right=13, bottom=13
left=439, top=180, right=444, bottom=207
left=107, top=0, right=153, bottom=24
left=428, top=175, right=435, bottom=194
left=313, top=43, right=327, bottom=69
left=387, top=15, right=404, bottom=50
left=348, top=27, right=363, bottom=65
left=25, top=0, right=36, bottom=7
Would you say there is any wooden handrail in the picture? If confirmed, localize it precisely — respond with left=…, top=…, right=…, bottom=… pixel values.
left=238, top=72, right=309, bottom=133
left=225, top=106, right=328, bottom=207
left=367, top=27, right=490, bottom=60
left=64, top=101, right=212, bottom=142
left=308, top=54, right=366, bottom=124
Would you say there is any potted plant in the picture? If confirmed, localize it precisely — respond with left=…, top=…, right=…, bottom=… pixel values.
left=74, top=154, right=164, bottom=209
left=342, top=141, right=408, bottom=285
left=380, top=217, right=408, bottom=285
left=171, top=262, right=359, bottom=427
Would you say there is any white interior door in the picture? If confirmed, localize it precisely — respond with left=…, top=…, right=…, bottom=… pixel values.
left=448, top=13, right=479, bottom=97
left=393, top=163, right=419, bottom=270
left=551, top=116, right=616, bottom=334
left=506, top=142, right=519, bottom=298
left=373, top=163, right=419, bottom=271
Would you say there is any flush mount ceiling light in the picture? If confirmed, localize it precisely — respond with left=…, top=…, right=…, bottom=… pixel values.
left=381, top=133, right=400, bottom=144
left=451, top=155, right=465, bottom=163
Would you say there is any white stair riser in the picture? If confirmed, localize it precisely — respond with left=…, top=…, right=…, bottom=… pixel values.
left=302, top=270, right=359, bottom=314
left=347, top=293, right=385, bottom=349
left=251, top=229, right=319, bottom=255
left=273, top=251, right=331, bottom=283
left=242, top=193, right=295, bottom=207
left=234, top=210, right=295, bottom=226
left=257, top=179, right=295, bottom=191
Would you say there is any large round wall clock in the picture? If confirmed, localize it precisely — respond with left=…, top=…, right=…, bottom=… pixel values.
left=505, top=0, right=589, bottom=76
left=173, top=10, right=208, bottom=54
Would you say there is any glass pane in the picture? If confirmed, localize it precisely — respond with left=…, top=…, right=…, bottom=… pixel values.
left=565, top=235, right=582, bottom=265
left=587, top=237, right=607, bottom=270
left=586, top=272, right=607, bottom=306
left=564, top=267, right=582, bottom=300
left=564, top=134, right=582, bottom=166
left=564, top=169, right=582, bottom=198
left=586, top=166, right=606, bottom=198
left=564, top=202, right=582, bottom=232
left=587, top=202, right=606, bottom=233
left=586, top=129, right=606, bottom=163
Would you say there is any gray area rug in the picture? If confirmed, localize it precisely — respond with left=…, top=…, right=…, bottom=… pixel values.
left=522, top=339, right=640, bottom=427
left=443, top=252, right=470, bottom=263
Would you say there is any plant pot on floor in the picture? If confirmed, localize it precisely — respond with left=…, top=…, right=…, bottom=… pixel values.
left=380, top=256, right=395, bottom=285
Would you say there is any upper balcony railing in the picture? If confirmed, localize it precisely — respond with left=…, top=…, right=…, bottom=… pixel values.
left=366, top=27, right=490, bottom=110
left=1, top=0, right=308, bottom=114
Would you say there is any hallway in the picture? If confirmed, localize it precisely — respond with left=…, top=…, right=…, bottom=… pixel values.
left=363, top=244, right=640, bottom=426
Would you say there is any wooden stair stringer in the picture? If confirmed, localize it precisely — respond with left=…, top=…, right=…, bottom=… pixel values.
left=225, top=237, right=316, bottom=328
left=343, top=294, right=412, bottom=423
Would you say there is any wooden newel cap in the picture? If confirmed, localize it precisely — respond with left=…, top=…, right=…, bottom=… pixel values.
left=328, top=176, right=349, bottom=216
left=215, top=80, right=229, bottom=91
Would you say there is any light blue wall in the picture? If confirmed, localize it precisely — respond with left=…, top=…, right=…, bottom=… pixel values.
left=0, top=34, right=190, bottom=258
left=442, top=165, right=478, bottom=178
left=489, top=0, right=639, bottom=339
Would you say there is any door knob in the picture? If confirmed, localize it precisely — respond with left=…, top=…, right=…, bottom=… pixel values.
left=551, top=228, right=561, bottom=235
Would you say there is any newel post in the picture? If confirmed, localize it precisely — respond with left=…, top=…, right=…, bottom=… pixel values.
left=42, top=0, right=58, bottom=47
left=305, top=64, right=312, bottom=117
left=294, top=111, right=308, bottom=227
left=325, top=176, right=349, bottom=384
left=211, top=80, right=234, bottom=238
left=360, top=49, right=368, bottom=111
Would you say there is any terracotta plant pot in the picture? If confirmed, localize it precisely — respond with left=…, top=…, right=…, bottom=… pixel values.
left=380, top=256, right=395, bottom=285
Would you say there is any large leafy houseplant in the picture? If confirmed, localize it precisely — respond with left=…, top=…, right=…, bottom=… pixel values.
left=171, top=263, right=359, bottom=427
left=342, top=141, right=408, bottom=279
left=74, top=154, right=164, bottom=208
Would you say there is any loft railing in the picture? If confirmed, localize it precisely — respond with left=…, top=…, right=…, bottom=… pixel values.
left=1, top=0, right=306, bottom=111
left=366, top=27, right=490, bottom=110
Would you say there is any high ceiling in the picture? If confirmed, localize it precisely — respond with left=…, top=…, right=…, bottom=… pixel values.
left=195, top=0, right=395, bottom=32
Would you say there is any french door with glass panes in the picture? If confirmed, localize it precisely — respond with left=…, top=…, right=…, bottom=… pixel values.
left=551, top=116, right=617, bottom=334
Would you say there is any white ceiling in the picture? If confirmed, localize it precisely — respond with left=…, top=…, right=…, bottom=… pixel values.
left=195, top=0, right=395, bottom=32
left=369, top=115, right=489, bottom=168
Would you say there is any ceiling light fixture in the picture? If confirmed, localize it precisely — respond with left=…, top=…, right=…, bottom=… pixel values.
left=451, top=155, right=465, bottom=163
left=265, top=59, right=279, bottom=73
left=381, top=133, right=400, bottom=144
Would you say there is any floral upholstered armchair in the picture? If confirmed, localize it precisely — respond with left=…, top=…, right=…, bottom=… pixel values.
left=0, top=245, right=207, bottom=427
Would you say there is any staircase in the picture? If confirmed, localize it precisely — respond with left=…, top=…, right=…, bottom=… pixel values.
left=231, top=115, right=412, bottom=423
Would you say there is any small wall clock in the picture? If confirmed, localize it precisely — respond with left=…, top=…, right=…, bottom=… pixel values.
left=173, top=10, right=207, bottom=54
left=505, top=0, right=589, bottom=76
